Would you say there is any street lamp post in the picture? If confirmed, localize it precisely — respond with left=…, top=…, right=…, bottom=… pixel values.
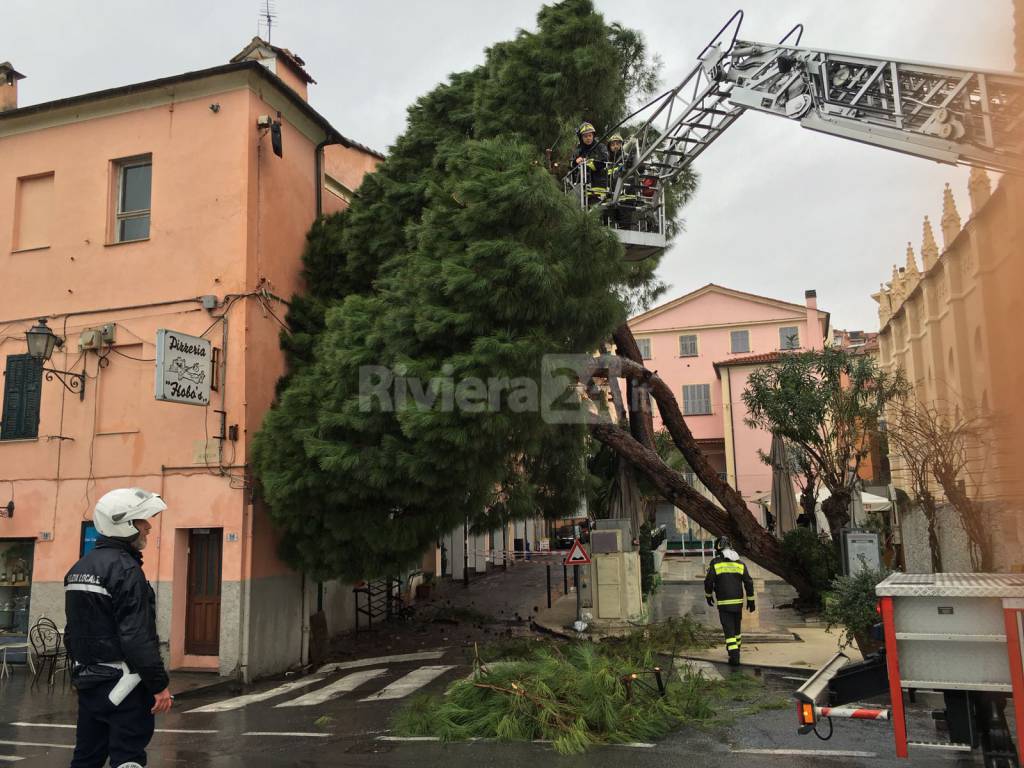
left=25, top=318, right=86, bottom=401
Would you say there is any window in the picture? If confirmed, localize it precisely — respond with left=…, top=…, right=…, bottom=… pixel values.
left=678, top=334, right=698, bottom=357
left=113, top=157, right=152, bottom=242
left=730, top=330, right=750, bottom=354
left=13, top=173, right=54, bottom=251
left=682, top=383, right=712, bottom=415
left=1, top=354, right=43, bottom=440
left=779, top=326, right=800, bottom=350
left=637, top=338, right=652, bottom=360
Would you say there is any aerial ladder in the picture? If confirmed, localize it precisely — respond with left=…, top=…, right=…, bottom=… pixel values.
left=570, top=11, right=1024, bottom=261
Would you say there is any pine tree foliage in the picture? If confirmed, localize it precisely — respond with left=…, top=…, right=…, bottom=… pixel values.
left=254, top=0, right=680, bottom=579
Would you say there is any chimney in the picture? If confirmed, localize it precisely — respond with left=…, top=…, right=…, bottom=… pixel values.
left=0, top=62, right=25, bottom=113
left=804, top=289, right=824, bottom=350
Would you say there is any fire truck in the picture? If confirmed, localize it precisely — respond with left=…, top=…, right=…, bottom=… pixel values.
left=564, top=11, right=1024, bottom=766
left=565, top=10, right=1024, bottom=262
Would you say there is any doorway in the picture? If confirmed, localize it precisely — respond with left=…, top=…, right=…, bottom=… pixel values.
left=185, top=528, right=222, bottom=656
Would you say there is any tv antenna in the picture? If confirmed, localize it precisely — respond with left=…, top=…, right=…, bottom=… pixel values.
left=258, top=0, right=278, bottom=42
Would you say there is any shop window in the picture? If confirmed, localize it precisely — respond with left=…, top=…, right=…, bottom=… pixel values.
left=1, top=354, right=43, bottom=441
left=0, top=540, right=35, bottom=638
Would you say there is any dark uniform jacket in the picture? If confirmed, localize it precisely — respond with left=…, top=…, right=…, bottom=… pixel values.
left=704, top=554, right=755, bottom=609
left=571, top=140, right=609, bottom=184
left=64, top=537, right=169, bottom=694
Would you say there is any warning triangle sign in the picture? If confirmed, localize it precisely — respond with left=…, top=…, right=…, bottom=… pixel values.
left=563, top=539, right=591, bottom=566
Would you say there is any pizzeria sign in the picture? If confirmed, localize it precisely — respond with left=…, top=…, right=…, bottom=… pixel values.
left=155, top=329, right=212, bottom=406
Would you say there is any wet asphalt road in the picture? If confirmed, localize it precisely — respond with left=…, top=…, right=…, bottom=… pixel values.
left=0, top=649, right=987, bottom=767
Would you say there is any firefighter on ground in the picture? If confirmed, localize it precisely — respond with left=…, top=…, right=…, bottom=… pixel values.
left=64, top=488, right=173, bottom=768
left=570, top=121, right=609, bottom=200
left=704, top=536, right=756, bottom=666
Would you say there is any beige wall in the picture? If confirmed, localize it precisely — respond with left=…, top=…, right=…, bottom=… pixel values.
left=873, top=173, right=1024, bottom=569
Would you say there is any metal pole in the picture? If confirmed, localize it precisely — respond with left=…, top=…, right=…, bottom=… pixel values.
left=546, top=564, right=552, bottom=609
left=574, top=565, right=581, bottom=624
left=563, top=565, right=568, bottom=595
left=463, top=518, right=469, bottom=587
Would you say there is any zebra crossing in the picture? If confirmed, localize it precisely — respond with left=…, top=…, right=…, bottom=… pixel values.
left=0, top=651, right=459, bottom=763
left=185, top=650, right=456, bottom=714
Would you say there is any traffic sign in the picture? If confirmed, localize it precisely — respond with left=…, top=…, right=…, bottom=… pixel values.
left=563, top=539, right=591, bottom=566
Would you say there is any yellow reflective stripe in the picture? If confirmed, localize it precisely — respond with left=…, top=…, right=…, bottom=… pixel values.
left=718, top=598, right=745, bottom=606
left=704, top=592, right=714, bottom=598
left=714, top=562, right=745, bottom=575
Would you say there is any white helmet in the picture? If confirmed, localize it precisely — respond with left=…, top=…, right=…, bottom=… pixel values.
left=94, top=488, right=167, bottom=540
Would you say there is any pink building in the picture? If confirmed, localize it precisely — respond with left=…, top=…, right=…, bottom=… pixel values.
left=0, top=40, right=380, bottom=680
left=629, top=284, right=829, bottom=520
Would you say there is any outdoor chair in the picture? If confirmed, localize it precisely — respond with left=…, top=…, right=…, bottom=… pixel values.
left=29, top=618, right=68, bottom=688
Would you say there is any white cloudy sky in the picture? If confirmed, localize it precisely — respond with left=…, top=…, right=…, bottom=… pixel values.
left=5, top=1, right=1013, bottom=329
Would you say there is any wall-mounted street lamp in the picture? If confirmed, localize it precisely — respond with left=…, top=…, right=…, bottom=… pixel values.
left=25, top=318, right=86, bottom=401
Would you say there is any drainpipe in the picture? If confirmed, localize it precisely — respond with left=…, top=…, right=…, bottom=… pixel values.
left=314, top=133, right=341, bottom=217
left=728, top=367, right=739, bottom=493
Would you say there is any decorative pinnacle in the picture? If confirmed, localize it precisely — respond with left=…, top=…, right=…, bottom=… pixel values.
left=905, top=242, right=919, bottom=275
left=967, top=166, right=992, bottom=213
left=941, top=182, right=962, bottom=249
left=921, top=215, right=939, bottom=270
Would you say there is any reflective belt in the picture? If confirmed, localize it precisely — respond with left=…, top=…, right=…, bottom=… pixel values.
left=718, top=598, right=745, bottom=606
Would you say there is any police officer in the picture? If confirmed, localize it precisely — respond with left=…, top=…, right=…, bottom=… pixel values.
left=65, top=488, right=172, bottom=768
left=704, top=536, right=755, bottom=666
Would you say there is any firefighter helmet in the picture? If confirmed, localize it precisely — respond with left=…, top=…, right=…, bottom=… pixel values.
left=608, top=133, right=624, bottom=144
left=93, top=488, right=167, bottom=541
left=714, top=535, right=733, bottom=554
left=577, top=121, right=596, bottom=136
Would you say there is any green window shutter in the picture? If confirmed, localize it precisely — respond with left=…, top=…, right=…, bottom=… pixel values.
left=1, top=354, right=43, bottom=440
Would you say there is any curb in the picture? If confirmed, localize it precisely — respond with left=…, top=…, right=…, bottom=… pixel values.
left=170, top=676, right=241, bottom=701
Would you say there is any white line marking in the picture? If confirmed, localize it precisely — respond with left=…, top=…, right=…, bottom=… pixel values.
left=377, top=736, right=441, bottom=742
left=0, top=741, right=74, bottom=750
left=186, top=676, right=324, bottom=713
left=0, top=757, right=25, bottom=763
left=10, top=723, right=217, bottom=734
left=317, top=650, right=446, bottom=675
left=732, top=748, right=877, bottom=758
left=359, top=665, right=454, bottom=701
left=620, top=742, right=656, bottom=748
left=377, top=736, right=655, bottom=748
left=276, top=668, right=388, bottom=708
left=242, top=732, right=331, bottom=738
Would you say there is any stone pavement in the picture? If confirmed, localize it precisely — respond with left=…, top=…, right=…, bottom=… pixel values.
left=534, top=554, right=859, bottom=674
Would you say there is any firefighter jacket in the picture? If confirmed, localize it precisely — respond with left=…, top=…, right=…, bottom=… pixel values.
left=571, top=140, right=610, bottom=183
left=64, top=537, right=169, bottom=694
left=704, top=551, right=755, bottom=608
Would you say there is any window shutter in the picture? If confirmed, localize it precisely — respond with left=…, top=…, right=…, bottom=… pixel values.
left=1, top=354, right=43, bottom=440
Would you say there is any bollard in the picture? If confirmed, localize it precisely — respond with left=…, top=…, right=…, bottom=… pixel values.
left=546, top=564, right=552, bottom=609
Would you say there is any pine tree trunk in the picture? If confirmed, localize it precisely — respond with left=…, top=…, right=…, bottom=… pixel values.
left=584, top=325, right=820, bottom=601
left=589, top=422, right=815, bottom=600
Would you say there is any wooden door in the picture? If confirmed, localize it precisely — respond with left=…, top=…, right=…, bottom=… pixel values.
left=185, top=528, right=222, bottom=656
